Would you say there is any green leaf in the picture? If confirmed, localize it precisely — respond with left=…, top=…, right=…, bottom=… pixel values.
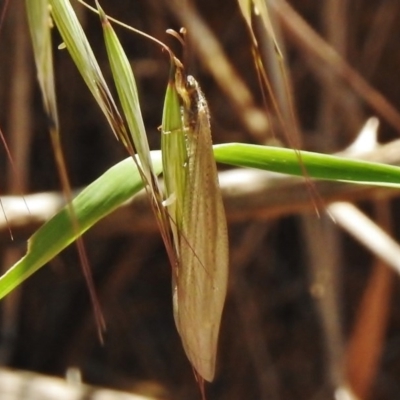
left=97, top=3, right=153, bottom=175
left=26, top=0, right=58, bottom=126
left=1, top=144, right=400, bottom=300
left=213, top=143, right=400, bottom=187
left=161, top=66, right=188, bottom=231
left=49, top=0, right=126, bottom=138
left=0, top=153, right=162, bottom=299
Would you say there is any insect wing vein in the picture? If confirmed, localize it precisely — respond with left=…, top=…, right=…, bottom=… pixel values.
left=176, top=80, right=229, bottom=381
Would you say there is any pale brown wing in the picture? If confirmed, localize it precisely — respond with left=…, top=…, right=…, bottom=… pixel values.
left=173, top=77, right=229, bottom=382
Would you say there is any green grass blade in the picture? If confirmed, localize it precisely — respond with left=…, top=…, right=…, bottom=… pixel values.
left=26, top=0, right=58, bottom=126
left=49, top=0, right=103, bottom=102
left=95, top=4, right=177, bottom=272
left=28, top=0, right=108, bottom=335
left=49, top=0, right=126, bottom=139
left=96, top=4, right=153, bottom=174
left=1, top=143, right=400, bottom=300
left=161, top=68, right=188, bottom=234
left=213, top=143, right=400, bottom=187
left=0, top=153, right=162, bottom=300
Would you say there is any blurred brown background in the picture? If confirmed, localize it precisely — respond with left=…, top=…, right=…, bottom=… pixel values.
left=1, top=0, right=400, bottom=399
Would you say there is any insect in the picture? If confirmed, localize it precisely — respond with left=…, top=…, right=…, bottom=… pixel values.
left=161, top=63, right=229, bottom=382
left=60, top=1, right=229, bottom=382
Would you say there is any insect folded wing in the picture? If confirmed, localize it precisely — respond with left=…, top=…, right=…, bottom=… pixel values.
left=162, top=65, right=229, bottom=382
